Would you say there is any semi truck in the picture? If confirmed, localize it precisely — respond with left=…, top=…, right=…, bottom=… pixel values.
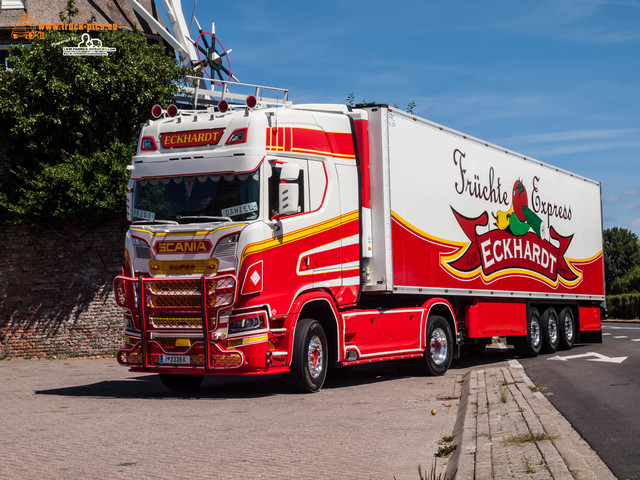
left=114, top=80, right=604, bottom=392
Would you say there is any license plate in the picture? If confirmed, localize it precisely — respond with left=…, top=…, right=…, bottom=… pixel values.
left=160, top=355, right=190, bottom=364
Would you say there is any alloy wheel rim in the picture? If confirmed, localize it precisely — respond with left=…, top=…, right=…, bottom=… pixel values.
left=430, top=328, right=448, bottom=365
left=531, top=317, right=541, bottom=348
left=307, top=335, right=324, bottom=379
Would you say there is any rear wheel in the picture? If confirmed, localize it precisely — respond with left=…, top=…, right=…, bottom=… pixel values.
left=289, top=318, right=328, bottom=393
left=424, top=316, right=453, bottom=376
left=541, top=308, right=559, bottom=354
left=515, top=308, right=542, bottom=357
left=558, top=307, right=575, bottom=350
left=159, top=373, right=204, bottom=391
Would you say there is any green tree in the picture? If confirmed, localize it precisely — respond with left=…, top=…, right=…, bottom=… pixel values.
left=603, top=227, right=640, bottom=293
left=0, top=28, right=189, bottom=223
left=611, top=265, right=640, bottom=294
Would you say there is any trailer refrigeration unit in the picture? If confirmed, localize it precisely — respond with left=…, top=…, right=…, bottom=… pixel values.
left=114, top=81, right=604, bottom=392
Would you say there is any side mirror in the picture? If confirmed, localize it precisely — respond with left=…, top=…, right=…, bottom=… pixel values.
left=277, top=163, right=301, bottom=216
left=126, top=191, right=133, bottom=222
left=278, top=183, right=299, bottom=216
left=280, top=163, right=301, bottom=182
left=126, top=175, right=134, bottom=223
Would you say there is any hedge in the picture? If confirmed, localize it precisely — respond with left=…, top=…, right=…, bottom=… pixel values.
left=607, top=293, right=640, bottom=320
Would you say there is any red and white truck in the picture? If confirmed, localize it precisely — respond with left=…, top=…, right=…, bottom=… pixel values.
left=114, top=80, right=604, bottom=392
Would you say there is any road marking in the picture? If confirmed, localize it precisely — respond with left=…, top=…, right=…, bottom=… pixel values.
left=632, top=339, right=640, bottom=342
left=613, top=336, right=628, bottom=339
left=548, top=352, right=628, bottom=363
left=602, top=333, right=611, bottom=336
left=603, top=325, right=640, bottom=330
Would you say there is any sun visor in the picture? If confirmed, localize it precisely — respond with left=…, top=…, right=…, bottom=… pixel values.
left=130, top=154, right=264, bottom=180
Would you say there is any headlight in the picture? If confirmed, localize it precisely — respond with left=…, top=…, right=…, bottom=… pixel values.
left=132, top=236, right=153, bottom=259
left=214, top=234, right=239, bottom=258
left=229, top=315, right=264, bottom=333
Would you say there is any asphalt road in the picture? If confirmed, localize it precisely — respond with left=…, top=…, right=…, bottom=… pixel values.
left=520, top=321, right=640, bottom=480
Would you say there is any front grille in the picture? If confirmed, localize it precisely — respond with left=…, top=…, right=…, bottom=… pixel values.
left=153, top=337, right=201, bottom=347
left=149, top=294, right=201, bottom=308
left=150, top=313, right=202, bottom=328
left=148, top=279, right=200, bottom=294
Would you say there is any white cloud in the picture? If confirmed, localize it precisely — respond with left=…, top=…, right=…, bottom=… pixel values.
left=630, top=218, right=640, bottom=227
left=605, top=196, right=620, bottom=202
left=495, top=129, right=640, bottom=157
left=624, top=189, right=640, bottom=195
left=504, top=128, right=640, bottom=144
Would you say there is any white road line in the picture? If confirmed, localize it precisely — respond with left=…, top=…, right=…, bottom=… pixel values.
left=602, top=333, right=611, bottom=336
left=614, top=336, right=628, bottom=339
left=632, top=339, right=640, bottom=342
left=603, top=325, right=640, bottom=330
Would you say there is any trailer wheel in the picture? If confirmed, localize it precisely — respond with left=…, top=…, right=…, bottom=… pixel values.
left=541, top=308, right=559, bottom=354
left=515, top=308, right=542, bottom=357
left=289, top=318, right=328, bottom=393
left=159, top=373, right=204, bottom=391
left=424, top=316, right=453, bottom=376
left=558, top=307, right=575, bottom=350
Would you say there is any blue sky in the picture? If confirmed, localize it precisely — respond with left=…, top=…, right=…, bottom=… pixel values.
left=172, top=0, right=640, bottom=235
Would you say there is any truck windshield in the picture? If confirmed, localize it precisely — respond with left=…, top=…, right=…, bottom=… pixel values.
left=132, top=169, right=260, bottom=223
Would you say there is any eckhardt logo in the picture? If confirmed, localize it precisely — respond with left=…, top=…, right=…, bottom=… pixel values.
left=442, top=149, right=581, bottom=287
left=160, top=128, right=225, bottom=148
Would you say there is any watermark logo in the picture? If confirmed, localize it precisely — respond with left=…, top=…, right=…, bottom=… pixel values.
left=62, top=33, right=116, bottom=56
left=11, top=12, right=118, bottom=41
left=11, top=13, right=44, bottom=40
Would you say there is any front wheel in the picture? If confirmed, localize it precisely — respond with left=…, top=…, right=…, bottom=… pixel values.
left=289, top=318, right=328, bottom=393
left=424, top=316, right=453, bottom=376
left=159, top=373, right=204, bottom=391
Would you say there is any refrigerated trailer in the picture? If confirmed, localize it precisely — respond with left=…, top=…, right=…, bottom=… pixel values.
left=114, top=81, right=604, bottom=392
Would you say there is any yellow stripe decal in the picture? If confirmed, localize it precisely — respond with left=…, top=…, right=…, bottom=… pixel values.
left=241, top=211, right=359, bottom=260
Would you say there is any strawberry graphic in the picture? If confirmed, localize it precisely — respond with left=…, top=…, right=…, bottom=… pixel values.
left=507, top=179, right=545, bottom=238
left=512, top=179, right=528, bottom=222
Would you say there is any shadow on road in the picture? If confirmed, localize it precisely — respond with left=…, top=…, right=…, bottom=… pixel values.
left=33, top=345, right=526, bottom=400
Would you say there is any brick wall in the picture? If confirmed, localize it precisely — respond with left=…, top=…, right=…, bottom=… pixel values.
left=0, top=216, right=128, bottom=358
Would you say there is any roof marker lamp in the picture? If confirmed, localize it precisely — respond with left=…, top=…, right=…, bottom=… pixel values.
left=167, top=104, right=178, bottom=117
left=151, top=104, right=162, bottom=118
left=218, top=99, right=229, bottom=113
left=246, top=95, right=257, bottom=109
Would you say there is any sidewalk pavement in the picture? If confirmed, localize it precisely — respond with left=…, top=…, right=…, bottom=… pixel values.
left=446, top=362, right=616, bottom=479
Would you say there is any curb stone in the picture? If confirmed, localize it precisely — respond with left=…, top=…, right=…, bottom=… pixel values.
left=446, top=365, right=616, bottom=479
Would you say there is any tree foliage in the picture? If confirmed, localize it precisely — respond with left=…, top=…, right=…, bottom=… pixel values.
left=603, top=227, right=640, bottom=293
left=0, top=27, right=189, bottom=223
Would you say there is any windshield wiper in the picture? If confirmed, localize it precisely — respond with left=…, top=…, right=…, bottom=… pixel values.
left=176, top=215, right=233, bottom=223
left=132, top=219, right=179, bottom=225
